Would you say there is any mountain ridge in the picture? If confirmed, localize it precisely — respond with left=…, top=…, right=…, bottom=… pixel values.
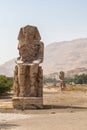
left=0, top=38, right=87, bottom=77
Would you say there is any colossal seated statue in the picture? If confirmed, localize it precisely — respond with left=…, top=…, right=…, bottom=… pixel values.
left=17, top=25, right=44, bottom=64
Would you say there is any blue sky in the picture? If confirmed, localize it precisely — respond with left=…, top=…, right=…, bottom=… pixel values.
left=0, top=0, right=87, bottom=64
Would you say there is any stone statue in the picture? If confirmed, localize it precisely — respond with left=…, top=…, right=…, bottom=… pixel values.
left=13, top=65, right=20, bottom=96
left=13, top=25, right=44, bottom=109
left=17, top=25, right=44, bottom=63
left=59, top=71, right=66, bottom=91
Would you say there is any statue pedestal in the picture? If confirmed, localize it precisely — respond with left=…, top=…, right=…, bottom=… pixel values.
left=13, top=64, right=43, bottom=109
left=12, top=97, right=43, bottom=109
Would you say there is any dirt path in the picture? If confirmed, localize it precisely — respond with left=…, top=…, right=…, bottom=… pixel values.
left=6, top=111, right=87, bottom=130
left=0, top=91, right=87, bottom=130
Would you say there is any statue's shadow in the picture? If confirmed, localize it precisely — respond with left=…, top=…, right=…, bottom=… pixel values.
left=0, top=123, right=19, bottom=129
left=43, top=105, right=87, bottom=110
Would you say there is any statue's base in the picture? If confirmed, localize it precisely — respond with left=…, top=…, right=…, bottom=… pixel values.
left=12, top=97, right=43, bottom=109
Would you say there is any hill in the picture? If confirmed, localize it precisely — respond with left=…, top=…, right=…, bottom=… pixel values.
left=43, top=38, right=87, bottom=77
left=0, top=59, right=15, bottom=77
left=0, top=38, right=87, bottom=77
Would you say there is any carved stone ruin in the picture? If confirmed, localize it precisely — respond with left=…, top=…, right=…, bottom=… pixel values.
left=12, top=25, right=44, bottom=109
left=59, top=71, right=66, bottom=91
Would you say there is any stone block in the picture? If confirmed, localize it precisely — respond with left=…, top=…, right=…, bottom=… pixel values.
left=12, top=97, right=43, bottom=109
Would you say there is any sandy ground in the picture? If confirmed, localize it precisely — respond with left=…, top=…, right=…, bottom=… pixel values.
left=0, top=89, right=87, bottom=130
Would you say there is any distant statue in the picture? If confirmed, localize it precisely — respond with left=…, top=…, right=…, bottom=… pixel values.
left=59, top=71, right=66, bottom=91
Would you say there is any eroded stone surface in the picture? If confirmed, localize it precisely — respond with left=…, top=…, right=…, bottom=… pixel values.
left=13, top=25, right=44, bottom=109
left=17, top=25, right=44, bottom=63
left=59, top=71, right=66, bottom=90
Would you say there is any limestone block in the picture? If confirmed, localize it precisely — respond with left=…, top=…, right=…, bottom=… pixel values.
left=12, top=97, right=43, bottom=109
left=38, top=66, right=43, bottom=97
left=29, top=64, right=39, bottom=97
left=18, top=65, right=27, bottom=74
left=13, top=65, right=20, bottom=97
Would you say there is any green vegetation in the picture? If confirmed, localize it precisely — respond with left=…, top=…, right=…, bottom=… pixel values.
left=0, top=75, right=13, bottom=95
left=44, top=74, right=87, bottom=92
left=65, top=74, right=87, bottom=84
left=44, top=76, right=58, bottom=84
left=44, top=74, right=87, bottom=85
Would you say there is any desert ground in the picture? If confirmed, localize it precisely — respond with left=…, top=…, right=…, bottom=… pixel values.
left=0, top=88, right=87, bottom=130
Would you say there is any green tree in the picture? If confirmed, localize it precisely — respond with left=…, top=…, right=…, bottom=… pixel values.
left=74, top=74, right=87, bottom=84
left=0, top=75, right=13, bottom=95
left=65, top=77, right=74, bottom=84
left=44, top=76, right=58, bottom=84
left=65, top=74, right=87, bottom=84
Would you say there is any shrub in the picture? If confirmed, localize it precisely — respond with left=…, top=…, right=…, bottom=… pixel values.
left=0, top=75, right=13, bottom=95
left=44, top=76, right=59, bottom=84
left=65, top=74, right=87, bottom=84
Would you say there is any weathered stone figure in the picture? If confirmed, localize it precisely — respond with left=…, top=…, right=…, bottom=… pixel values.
left=13, top=65, right=20, bottom=96
left=17, top=25, right=44, bottom=63
left=13, top=25, right=44, bottom=109
left=59, top=71, right=66, bottom=91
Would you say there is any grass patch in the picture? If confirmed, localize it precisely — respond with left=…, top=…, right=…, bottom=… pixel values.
left=64, top=85, right=87, bottom=91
